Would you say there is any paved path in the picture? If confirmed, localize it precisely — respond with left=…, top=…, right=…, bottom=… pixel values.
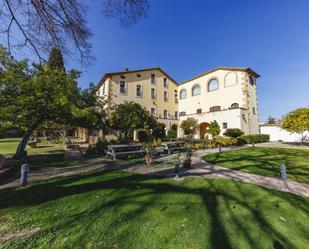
left=1, top=146, right=309, bottom=197
left=186, top=149, right=309, bottom=197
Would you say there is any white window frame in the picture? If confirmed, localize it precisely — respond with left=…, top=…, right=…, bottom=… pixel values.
left=119, top=80, right=126, bottom=95
left=192, top=84, right=201, bottom=96
left=151, top=88, right=156, bottom=99
left=163, top=90, right=168, bottom=102
left=163, top=77, right=168, bottom=88
left=136, top=84, right=142, bottom=97
left=150, top=73, right=156, bottom=84
left=150, top=107, right=156, bottom=116
left=180, top=89, right=187, bottom=100
left=163, top=109, right=168, bottom=119
left=208, top=78, right=219, bottom=92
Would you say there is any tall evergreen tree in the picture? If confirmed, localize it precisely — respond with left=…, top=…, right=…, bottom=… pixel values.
left=47, top=48, right=65, bottom=71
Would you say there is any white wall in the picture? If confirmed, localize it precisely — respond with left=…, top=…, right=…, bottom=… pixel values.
left=260, top=125, right=309, bottom=142
left=178, top=70, right=244, bottom=115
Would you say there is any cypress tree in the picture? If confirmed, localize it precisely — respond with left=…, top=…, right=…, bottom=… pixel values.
left=47, top=47, right=65, bottom=71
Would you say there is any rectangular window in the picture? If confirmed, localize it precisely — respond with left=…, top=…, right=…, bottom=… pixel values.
left=151, top=74, right=156, bottom=84
left=253, top=107, right=256, bottom=115
left=119, top=81, right=126, bottom=94
left=174, top=111, right=178, bottom=120
left=163, top=78, right=168, bottom=88
left=151, top=88, right=156, bottom=99
left=150, top=108, right=156, bottom=116
left=163, top=110, right=168, bottom=119
left=197, top=108, right=202, bottom=114
left=164, top=91, right=168, bottom=101
left=175, top=93, right=178, bottom=103
left=136, top=84, right=142, bottom=97
left=101, top=83, right=105, bottom=96
left=223, top=123, right=228, bottom=129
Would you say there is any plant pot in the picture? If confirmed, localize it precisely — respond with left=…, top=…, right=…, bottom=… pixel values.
left=145, top=154, right=154, bottom=165
left=182, top=159, right=192, bottom=168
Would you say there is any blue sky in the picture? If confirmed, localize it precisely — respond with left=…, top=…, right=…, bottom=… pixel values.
left=68, top=0, right=309, bottom=122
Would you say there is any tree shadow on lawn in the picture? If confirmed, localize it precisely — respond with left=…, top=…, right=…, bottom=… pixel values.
left=0, top=170, right=307, bottom=248
left=205, top=151, right=309, bottom=183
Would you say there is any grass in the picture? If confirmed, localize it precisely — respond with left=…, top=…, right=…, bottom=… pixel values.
left=203, top=147, right=309, bottom=184
left=0, top=170, right=308, bottom=249
left=0, top=138, right=64, bottom=156
left=6, top=155, right=86, bottom=171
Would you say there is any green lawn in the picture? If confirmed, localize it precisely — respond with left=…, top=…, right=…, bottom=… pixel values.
left=0, top=170, right=308, bottom=249
left=0, top=138, right=64, bottom=156
left=203, top=147, right=309, bottom=184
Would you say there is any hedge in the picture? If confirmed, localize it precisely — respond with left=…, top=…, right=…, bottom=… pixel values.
left=239, top=134, right=270, bottom=144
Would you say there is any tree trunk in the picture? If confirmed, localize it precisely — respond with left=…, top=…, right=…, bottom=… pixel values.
left=13, top=130, right=33, bottom=159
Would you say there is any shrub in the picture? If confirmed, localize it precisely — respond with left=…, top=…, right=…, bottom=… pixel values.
left=240, top=134, right=270, bottom=144
left=181, top=118, right=198, bottom=135
left=191, top=136, right=237, bottom=149
left=137, top=129, right=149, bottom=143
left=208, top=121, right=221, bottom=137
left=223, top=128, right=244, bottom=138
left=213, top=136, right=237, bottom=147
left=152, top=126, right=166, bottom=140
left=86, top=138, right=109, bottom=155
left=167, top=129, right=177, bottom=141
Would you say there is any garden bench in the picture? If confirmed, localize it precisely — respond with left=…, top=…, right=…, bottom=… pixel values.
left=146, top=146, right=166, bottom=155
left=106, top=144, right=146, bottom=160
left=162, top=141, right=186, bottom=154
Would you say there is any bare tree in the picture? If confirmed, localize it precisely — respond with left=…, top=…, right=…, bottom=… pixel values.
left=103, top=0, right=149, bottom=26
left=0, top=0, right=149, bottom=63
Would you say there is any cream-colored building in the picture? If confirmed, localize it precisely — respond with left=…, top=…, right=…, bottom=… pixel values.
left=178, top=67, right=260, bottom=138
left=95, top=68, right=180, bottom=139
left=90, top=66, right=260, bottom=140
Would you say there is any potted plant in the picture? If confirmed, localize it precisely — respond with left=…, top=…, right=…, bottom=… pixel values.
left=145, top=141, right=155, bottom=165
left=179, top=147, right=193, bottom=168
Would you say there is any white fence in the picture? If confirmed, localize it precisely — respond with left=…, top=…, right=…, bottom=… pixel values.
left=260, top=125, right=308, bottom=142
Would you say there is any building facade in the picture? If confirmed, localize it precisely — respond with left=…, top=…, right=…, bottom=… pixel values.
left=90, top=66, right=260, bottom=140
left=95, top=68, right=180, bottom=139
left=178, top=67, right=260, bottom=138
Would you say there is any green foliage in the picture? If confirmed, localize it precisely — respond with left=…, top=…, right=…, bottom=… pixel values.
left=0, top=46, right=106, bottom=158
left=266, top=116, right=276, bottom=124
left=47, top=47, right=65, bottom=71
left=240, top=134, right=270, bottom=144
left=180, top=118, right=198, bottom=135
left=223, top=128, right=244, bottom=138
left=152, top=126, right=166, bottom=140
left=191, top=136, right=237, bottom=149
left=87, top=138, right=109, bottom=155
left=167, top=129, right=177, bottom=141
left=208, top=120, right=221, bottom=137
left=110, top=102, right=158, bottom=140
left=282, top=108, right=309, bottom=142
left=137, top=129, right=149, bottom=143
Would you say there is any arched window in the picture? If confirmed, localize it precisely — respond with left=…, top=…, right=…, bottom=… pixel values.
left=180, top=89, right=187, bottom=99
left=179, top=111, right=186, bottom=117
left=191, top=84, right=201, bottom=96
left=249, top=76, right=255, bottom=86
left=231, top=103, right=239, bottom=109
left=209, top=106, right=221, bottom=112
left=208, top=78, right=219, bottom=92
